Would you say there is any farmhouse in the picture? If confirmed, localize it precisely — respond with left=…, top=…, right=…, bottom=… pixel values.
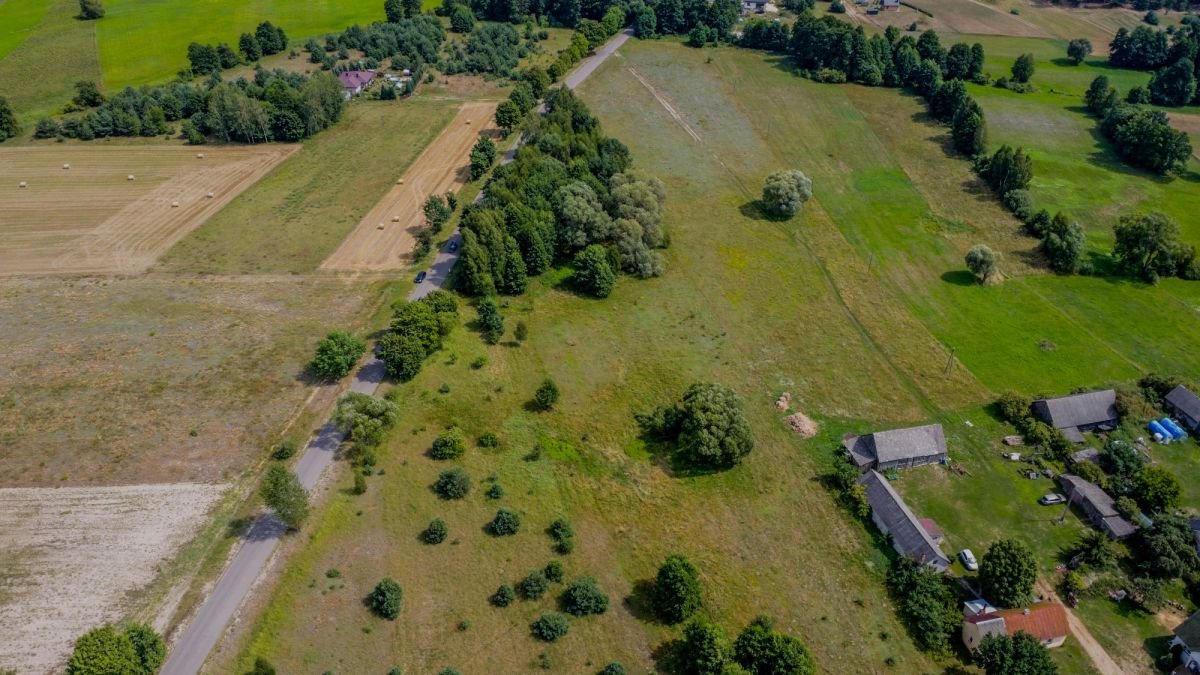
left=858, top=470, right=950, bottom=571
left=1059, top=474, right=1137, bottom=540
left=882, top=0, right=901, bottom=9
left=845, top=423, right=947, bottom=471
left=338, top=70, right=376, bottom=99
left=741, top=0, right=768, bottom=12
left=1165, top=385, right=1200, bottom=434
left=962, top=602, right=1069, bottom=652
left=1171, top=611, right=1200, bottom=673
left=1032, top=390, right=1119, bottom=442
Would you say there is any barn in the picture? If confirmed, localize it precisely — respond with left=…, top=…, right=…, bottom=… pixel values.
left=1032, top=390, right=1118, bottom=442
left=1165, top=385, right=1200, bottom=433
left=845, top=423, right=947, bottom=471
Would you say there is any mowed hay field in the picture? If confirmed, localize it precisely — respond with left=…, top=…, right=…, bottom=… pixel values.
left=0, top=483, right=225, bottom=674
left=0, top=145, right=296, bottom=276
left=160, top=99, right=461, bottom=274
left=0, top=274, right=384, bottom=486
left=321, top=101, right=499, bottom=271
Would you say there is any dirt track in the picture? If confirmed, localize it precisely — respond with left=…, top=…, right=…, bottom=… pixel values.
left=0, top=145, right=296, bottom=276
left=319, top=101, right=498, bottom=271
left=0, top=484, right=225, bottom=674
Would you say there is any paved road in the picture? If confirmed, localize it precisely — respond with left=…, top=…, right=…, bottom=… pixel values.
left=160, top=29, right=632, bottom=675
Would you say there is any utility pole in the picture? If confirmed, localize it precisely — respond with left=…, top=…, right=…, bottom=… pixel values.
left=943, top=347, right=957, bottom=377
left=1057, top=484, right=1075, bottom=524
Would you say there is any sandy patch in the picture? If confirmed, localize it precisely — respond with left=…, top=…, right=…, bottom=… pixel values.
left=0, top=483, right=225, bottom=674
left=0, top=145, right=296, bottom=277
left=319, top=101, right=498, bottom=271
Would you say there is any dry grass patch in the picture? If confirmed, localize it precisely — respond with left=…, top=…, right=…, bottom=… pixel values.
left=0, top=483, right=225, bottom=673
left=0, top=145, right=296, bottom=276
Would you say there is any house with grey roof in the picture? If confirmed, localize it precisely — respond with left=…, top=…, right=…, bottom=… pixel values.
left=1171, top=610, right=1200, bottom=673
left=844, top=423, right=947, bottom=472
left=1032, top=390, right=1119, bottom=442
left=1165, top=385, right=1200, bottom=434
left=1059, top=474, right=1137, bottom=540
left=858, top=470, right=950, bottom=571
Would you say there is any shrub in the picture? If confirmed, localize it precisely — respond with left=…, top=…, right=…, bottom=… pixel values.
left=548, top=517, right=574, bottom=552
left=271, top=439, right=298, bottom=460
left=654, top=554, right=702, bottom=624
left=534, top=378, right=560, bottom=410
left=352, top=472, right=367, bottom=495
left=470, top=356, right=488, bottom=369
left=761, top=169, right=813, bottom=218
left=478, top=431, right=500, bottom=447
left=733, top=616, right=815, bottom=675
left=599, top=664, right=626, bottom=675
left=430, top=427, right=467, bottom=459
left=1002, top=189, right=1034, bottom=221
left=995, top=392, right=1032, bottom=425
left=520, top=570, right=550, bottom=599
left=423, top=518, right=449, bottom=544
left=310, top=330, right=366, bottom=380
left=492, top=584, right=516, bottom=606
left=562, top=577, right=609, bottom=616
left=67, top=625, right=140, bottom=675
left=433, top=467, right=472, bottom=499
left=487, top=508, right=521, bottom=536
left=678, top=619, right=732, bottom=674
left=515, top=321, right=528, bottom=341
left=486, top=483, right=504, bottom=499
left=544, top=560, right=565, bottom=583
left=531, top=612, right=570, bottom=642
left=369, top=578, right=404, bottom=619
left=1115, top=496, right=1140, bottom=521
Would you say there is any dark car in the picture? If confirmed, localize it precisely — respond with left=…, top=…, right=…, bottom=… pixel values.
left=415, top=271, right=427, bottom=283
left=448, top=240, right=459, bottom=252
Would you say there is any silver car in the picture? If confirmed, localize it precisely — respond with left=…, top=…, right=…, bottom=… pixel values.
left=960, top=548, right=978, bottom=571
left=1040, top=493, right=1066, bottom=505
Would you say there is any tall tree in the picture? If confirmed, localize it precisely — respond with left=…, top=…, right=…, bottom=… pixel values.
left=0, top=96, right=19, bottom=141
left=1067, top=38, right=1092, bottom=65
left=974, top=632, right=1058, bottom=675
left=1042, top=213, right=1085, bottom=274
left=260, top=464, right=310, bottom=530
left=980, top=539, right=1037, bottom=608
left=1112, top=211, right=1187, bottom=281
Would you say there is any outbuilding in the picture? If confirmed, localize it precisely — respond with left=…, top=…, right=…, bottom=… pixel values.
left=844, top=423, right=947, bottom=472
left=1165, top=385, right=1200, bottom=434
left=1059, top=474, right=1137, bottom=540
left=858, top=470, right=950, bottom=571
left=1032, top=390, right=1118, bottom=442
left=1171, top=611, right=1200, bottom=673
left=963, top=603, right=1069, bottom=652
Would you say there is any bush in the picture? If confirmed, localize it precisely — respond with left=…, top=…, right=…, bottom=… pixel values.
left=369, top=578, right=404, bottom=619
left=520, top=570, right=551, bottom=599
left=1002, top=189, right=1034, bottom=221
left=271, top=439, right=298, bottom=460
left=433, top=467, right=471, bottom=499
left=548, top=517, right=574, bottom=552
left=478, top=431, right=500, bottom=447
left=599, top=664, right=626, bottom=675
left=260, top=465, right=309, bottom=530
left=534, top=378, right=560, bottom=410
left=430, top=427, right=467, bottom=460
left=352, top=472, right=367, bottom=495
left=544, top=560, right=564, bottom=583
left=531, top=612, right=570, bottom=642
left=562, top=577, right=609, bottom=616
left=470, top=356, right=488, bottom=369
left=492, top=583, right=516, bottom=606
left=486, top=483, right=504, bottom=499
left=761, top=169, right=813, bottom=218
left=487, top=508, right=521, bottom=536
left=67, top=625, right=140, bottom=675
left=995, top=392, right=1032, bottom=425
left=1115, top=495, right=1140, bottom=521
left=678, top=619, right=732, bottom=674
left=733, top=616, right=815, bottom=675
left=654, top=554, right=702, bottom=624
left=422, top=518, right=448, bottom=544
left=514, top=321, right=528, bottom=341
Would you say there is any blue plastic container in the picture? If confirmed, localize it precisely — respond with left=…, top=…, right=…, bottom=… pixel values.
left=1161, top=418, right=1188, bottom=440
left=1149, top=420, right=1170, bottom=442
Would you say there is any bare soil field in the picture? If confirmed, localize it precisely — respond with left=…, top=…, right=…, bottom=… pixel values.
left=320, top=101, right=498, bottom=271
left=0, top=145, right=296, bottom=276
left=0, top=274, right=382, bottom=486
left=848, top=0, right=1050, bottom=39
left=0, top=483, right=225, bottom=674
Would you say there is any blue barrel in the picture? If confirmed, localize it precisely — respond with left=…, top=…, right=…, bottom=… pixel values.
left=1161, top=418, right=1188, bottom=440
left=1149, top=420, right=1170, bottom=442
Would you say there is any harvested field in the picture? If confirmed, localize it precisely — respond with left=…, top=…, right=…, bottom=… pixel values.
left=847, top=0, right=1049, bottom=38
left=0, top=145, right=296, bottom=276
left=0, top=483, right=225, bottom=674
left=319, top=101, right=498, bottom=272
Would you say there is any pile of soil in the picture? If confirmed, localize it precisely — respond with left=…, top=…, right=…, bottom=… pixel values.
left=786, top=412, right=818, bottom=438
left=775, top=392, right=791, bottom=410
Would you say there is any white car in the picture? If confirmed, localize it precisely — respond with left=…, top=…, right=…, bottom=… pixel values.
left=960, top=548, right=978, bottom=571
left=1040, top=493, right=1067, bottom=505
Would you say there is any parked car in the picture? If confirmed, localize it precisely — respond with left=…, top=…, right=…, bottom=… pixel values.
left=1039, top=493, right=1066, bottom=505
left=448, top=240, right=459, bottom=252
left=414, top=271, right=427, bottom=283
left=959, top=548, right=978, bottom=571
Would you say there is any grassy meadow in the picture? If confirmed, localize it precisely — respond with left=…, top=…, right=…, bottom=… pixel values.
left=0, top=0, right=102, bottom=123
left=158, top=99, right=460, bottom=274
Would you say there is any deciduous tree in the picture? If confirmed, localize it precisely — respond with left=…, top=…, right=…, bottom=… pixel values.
left=980, top=539, right=1037, bottom=607
left=260, top=464, right=310, bottom=530
left=761, top=169, right=813, bottom=217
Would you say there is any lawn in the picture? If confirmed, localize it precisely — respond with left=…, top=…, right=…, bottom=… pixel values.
left=95, top=0, right=387, bottom=88
left=158, top=98, right=459, bottom=274
left=225, top=35, right=1200, bottom=673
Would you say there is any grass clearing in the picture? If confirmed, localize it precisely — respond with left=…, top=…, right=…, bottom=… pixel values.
left=0, top=0, right=101, bottom=123
left=159, top=99, right=459, bottom=274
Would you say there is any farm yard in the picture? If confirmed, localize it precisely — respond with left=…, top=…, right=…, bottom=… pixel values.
left=320, top=101, right=498, bottom=272
left=0, top=145, right=296, bottom=276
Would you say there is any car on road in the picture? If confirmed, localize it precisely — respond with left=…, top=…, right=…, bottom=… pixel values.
left=1039, top=493, right=1066, bottom=505
left=414, top=271, right=426, bottom=283
left=448, top=240, right=459, bottom=252
left=959, top=548, right=978, bottom=571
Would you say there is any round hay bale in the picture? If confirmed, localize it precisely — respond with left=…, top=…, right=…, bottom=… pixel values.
left=377, top=224, right=385, bottom=230
left=465, top=120, right=471, bottom=125
left=397, top=178, right=404, bottom=185
left=18, top=181, right=27, bottom=188
left=206, top=192, right=215, bottom=199
left=62, top=163, right=70, bottom=170
left=391, top=215, right=400, bottom=223
left=127, top=174, right=135, bottom=181
left=196, top=153, right=205, bottom=159
left=171, top=201, right=180, bottom=208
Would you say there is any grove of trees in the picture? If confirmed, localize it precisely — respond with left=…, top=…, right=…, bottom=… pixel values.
left=1112, top=211, right=1198, bottom=282
left=378, top=291, right=460, bottom=381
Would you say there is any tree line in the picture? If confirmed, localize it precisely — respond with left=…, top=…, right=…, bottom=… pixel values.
left=457, top=87, right=669, bottom=299
left=1107, top=18, right=1200, bottom=107
left=35, top=68, right=346, bottom=144
left=186, top=21, right=289, bottom=76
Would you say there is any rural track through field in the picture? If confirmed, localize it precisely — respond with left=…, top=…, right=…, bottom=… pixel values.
left=159, top=29, right=633, bottom=675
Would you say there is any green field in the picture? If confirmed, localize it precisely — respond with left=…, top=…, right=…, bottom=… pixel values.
left=0, top=0, right=101, bottom=122
left=158, top=99, right=459, bottom=274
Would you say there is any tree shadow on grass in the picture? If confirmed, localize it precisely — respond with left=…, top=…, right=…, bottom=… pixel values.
left=623, top=579, right=660, bottom=624
left=651, top=638, right=686, bottom=675
left=940, top=270, right=977, bottom=287
left=225, top=515, right=255, bottom=539
left=738, top=200, right=792, bottom=223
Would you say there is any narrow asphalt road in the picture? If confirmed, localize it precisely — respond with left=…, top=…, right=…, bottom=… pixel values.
left=160, top=29, right=632, bottom=675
